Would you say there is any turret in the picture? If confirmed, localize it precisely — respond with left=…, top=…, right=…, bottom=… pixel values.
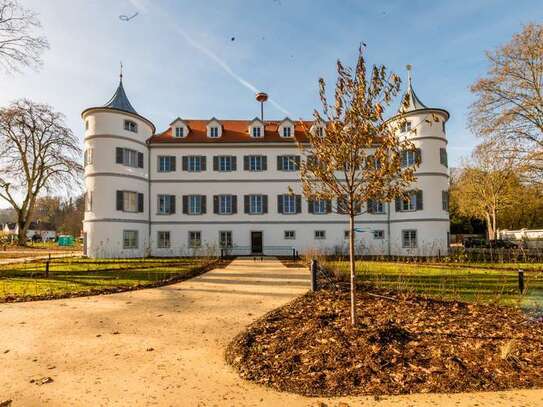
left=82, top=71, right=154, bottom=258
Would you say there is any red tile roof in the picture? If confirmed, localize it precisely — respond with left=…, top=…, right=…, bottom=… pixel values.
left=148, top=119, right=314, bottom=143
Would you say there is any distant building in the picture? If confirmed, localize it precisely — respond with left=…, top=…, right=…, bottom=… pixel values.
left=2, top=222, right=56, bottom=241
left=82, top=73, right=450, bottom=258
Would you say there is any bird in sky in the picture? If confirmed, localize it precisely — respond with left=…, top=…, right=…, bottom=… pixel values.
left=119, top=12, right=139, bottom=22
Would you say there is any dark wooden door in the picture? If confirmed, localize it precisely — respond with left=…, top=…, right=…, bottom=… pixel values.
left=251, top=231, right=263, bottom=254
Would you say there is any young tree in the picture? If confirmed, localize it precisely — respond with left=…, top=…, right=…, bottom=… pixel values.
left=451, top=142, right=519, bottom=240
left=0, top=0, right=49, bottom=72
left=470, top=23, right=543, bottom=182
left=0, top=99, right=82, bottom=244
left=298, top=47, right=418, bottom=325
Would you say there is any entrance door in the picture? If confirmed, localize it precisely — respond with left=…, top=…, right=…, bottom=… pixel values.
left=251, top=231, right=263, bottom=254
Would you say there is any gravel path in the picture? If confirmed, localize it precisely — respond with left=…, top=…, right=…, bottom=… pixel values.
left=0, top=258, right=541, bottom=406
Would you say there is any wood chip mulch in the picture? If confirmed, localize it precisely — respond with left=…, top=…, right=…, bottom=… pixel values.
left=226, top=285, right=543, bottom=397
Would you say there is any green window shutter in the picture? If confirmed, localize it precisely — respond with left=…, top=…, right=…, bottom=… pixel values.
left=137, top=193, right=144, bottom=212
left=243, top=156, right=249, bottom=170
left=200, top=195, right=206, bottom=214
left=232, top=195, right=237, bottom=214
left=415, top=148, right=422, bottom=164
left=262, top=156, right=267, bottom=171
left=213, top=156, right=219, bottom=171
left=182, top=156, right=188, bottom=171
left=171, top=156, right=176, bottom=172
left=170, top=195, right=176, bottom=214
left=116, top=147, right=123, bottom=164
left=138, top=152, right=144, bottom=168
left=400, top=151, right=407, bottom=167
left=213, top=195, right=219, bottom=214
left=395, top=197, right=401, bottom=212
left=294, top=155, right=300, bottom=169
left=200, top=156, right=206, bottom=171
left=277, top=156, right=283, bottom=170
left=296, top=195, right=302, bottom=214
left=244, top=195, right=250, bottom=213
left=326, top=200, right=332, bottom=213
left=263, top=195, right=268, bottom=213
left=367, top=199, right=374, bottom=214
left=231, top=156, right=237, bottom=171
left=182, top=195, right=188, bottom=214
left=116, top=191, right=124, bottom=211
left=416, top=190, right=423, bottom=210
left=277, top=195, right=283, bottom=214
left=308, top=199, right=314, bottom=214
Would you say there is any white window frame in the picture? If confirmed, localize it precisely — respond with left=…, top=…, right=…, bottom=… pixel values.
left=175, top=127, right=185, bottom=138
left=313, top=199, right=327, bottom=215
left=249, top=155, right=264, bottom=171
left=123, top=191, right=138, bottom=213
left=187, top=156, right=202, bottom=172
left=85, top=191, right=93, bottom=212
left=402, top=229, right=417, bottom=248
left=157, top=231, right=171, bottom=248
left=282, top=195, right=296, bottom=214
left=158, top=156, right=175, bottom=172
left=158, top=195, right=174, bottom=215
left=218, top=195, right=232, bottom=215
left=373, top=230, right=385, bottom=240
left=219, top=231, right=233, bottom=248
left=84, top=148, right=94, bottom=166
left=280, top=156, right=297, bottom=171
left=282, top=126, right=292, bottom=138
left=314, top=230, right=326, bottom=240
left=122, top=148, right=139, bottom=168
left=400, top=120, right=412, bottom=133
left=284, top=230, right=296, bottom=240
left=188, top=195, right=202, bottom=215
left=249, top=195, right=263, bottom=214
left=124, top=120, right=138, bottom=133
left=218, top=156, right=233, bottom=172
left=189, top=231, right=201, bottom=248
left=251, top=126, right=262, bottom=138
left=374, top=201, right=385, bottom=214
left=123, top=230, right=138, bottom=249
left=209, top=127, right=219, bottom=138
left=402, top=150, right=416, bottom=167
left=401, top=192, right=417, bottom=212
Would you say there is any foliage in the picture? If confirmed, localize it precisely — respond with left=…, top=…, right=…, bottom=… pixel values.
left=32, top=195, right=85, bottom=237
left=0, top=0, right=49, bottom=72
left=470, top=23, right=543, bottom=183
left=0, top=99, right=83, bottom=244
left=298, top=46, right=417, bottom=325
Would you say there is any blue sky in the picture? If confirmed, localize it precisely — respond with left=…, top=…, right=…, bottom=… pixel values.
left=1, top=0, right=542, bottom=169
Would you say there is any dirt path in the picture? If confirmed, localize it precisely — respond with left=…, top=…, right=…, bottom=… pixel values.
left=0, top=258, right=541, bottom=406
left=0, top=252, right=81, bottom=265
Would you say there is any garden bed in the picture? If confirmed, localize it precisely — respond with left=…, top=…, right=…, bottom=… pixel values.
left=226, top=284, right=543, bottom=397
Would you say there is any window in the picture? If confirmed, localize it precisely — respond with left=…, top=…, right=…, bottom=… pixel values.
left=442, top=191, right=449, bottom=211
left=400, top=120, right=412, bottom=133
left=440, top=148, right=448, bottom=167
left=314, top=230, right=326, bottom=240
left=442, top=121, right=446, bottom=133
left=312, top=199, right=328, bottom=215
left=396, top=191, right=422, bottom=212
left=188, top=195, right=203, bottom=215
left=282, top=195, right=296, bottom=214
left=123, top=230, right=138, bottom=249
left=249, top=195, right=264, bottom=214
left=124, top=120, right=138, bottom=133
left=157, top=231, right=170, bottom=248
left=158, top=195, right=175, bottom=214
left=245, top=155, right=266, bottom=171
left=175, top=127, right=185, bottom=138
left=85, top=120, right=89, bottom=130
left=209, top=127, right=219, bottom=138
left=402, top=230, right=417, bottom=248
left=367, top=199, right=385, bottom=214
left=284, top=230, right=296, bottom=240
left=344, top=230, right=350, bottom=239
left=116, top=147, right=143, bottom=168
left=123, top=191, right=138, bottom=212
left=84, top=148, right=94, bottom=166
left=85, top=191, right=93, bottom=212
left=189, top=231, right=201, bottom=248
left=183, top=156, right=206, bottom=172
left=277, top=155, right=299, bottom=171
left=214, top=155, right=236, bottom=172
left=373, top=230, right=385, bottom=239
left=219, top=231, right=232, bottom=248
left=282, top=126, right=292, bottom=138
left=218, top=195, right=233, bottom=215
left=400, top=149, right=418, bottom=167
left=158, top=156, right=176, bottom=172
left=252, top=126, right=262, bottom=138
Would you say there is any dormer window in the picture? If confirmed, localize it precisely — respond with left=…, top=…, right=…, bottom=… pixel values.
left=282, top=127, right=292, bottom=137
left=252, top=127, right=262, bottom=138
left=175, top=127, right=184, bottom=138
left=310, top=122, right=326, bottom=138
left=124, top=120, right=138, bottom=133
left=317, top=127, right=324, bottom=137
left=210, top=127, right=219, bottom=138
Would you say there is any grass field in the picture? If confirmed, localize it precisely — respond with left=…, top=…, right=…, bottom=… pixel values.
left=326, top=260, right=543, bottom=308
left=0, top=257, right=214, bottom=301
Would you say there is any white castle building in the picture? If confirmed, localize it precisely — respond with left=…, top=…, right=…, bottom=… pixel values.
left=82, top=74, right=450, bottom=258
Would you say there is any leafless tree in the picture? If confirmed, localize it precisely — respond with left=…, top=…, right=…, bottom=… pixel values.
left=0, top=0, right=49, bottom=72
left=470, top=23, right=543, bottom=182
left=0, top=99, right=82, bottom=244
left=298, top=46, right=419, bottom=325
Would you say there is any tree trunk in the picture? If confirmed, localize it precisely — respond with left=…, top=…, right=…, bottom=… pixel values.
left=17, top=219, right=27, bottom=246
left=349, top=213, right=356, bottom=326
left=485, top=212, right=495, bottom=240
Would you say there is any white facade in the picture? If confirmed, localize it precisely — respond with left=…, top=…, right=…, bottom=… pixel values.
left=82, top=78, right=450, bottom=258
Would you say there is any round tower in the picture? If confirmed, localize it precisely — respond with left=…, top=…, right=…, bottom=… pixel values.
left=388, top=66, right=450, bottom=256
left=82, top=72, right=155, bottom=258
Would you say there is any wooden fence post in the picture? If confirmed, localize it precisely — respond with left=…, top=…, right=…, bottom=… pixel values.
left=310, top=259, right=318, bottom=292
left=518, top=269, right=525, bottom=294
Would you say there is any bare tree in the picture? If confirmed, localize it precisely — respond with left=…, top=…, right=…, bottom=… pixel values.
left=298, top=47, right=418, bottom=325
left=0, top=99, right=82, bottom=244
left=470, top=23, right=543, bottom=181
left=0, top=0, right=49, bottom=72
left=450, top=141, right=519, bottom=240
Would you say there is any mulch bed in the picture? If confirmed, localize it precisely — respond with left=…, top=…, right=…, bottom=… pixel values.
left=226, top=284, right=543, bottom=397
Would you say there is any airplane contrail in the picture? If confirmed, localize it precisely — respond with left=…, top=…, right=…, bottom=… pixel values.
left=127, top=0, right=291, bottom=117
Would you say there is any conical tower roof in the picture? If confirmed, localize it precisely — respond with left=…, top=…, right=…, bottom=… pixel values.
left=103, top=76, right=137, bottom=114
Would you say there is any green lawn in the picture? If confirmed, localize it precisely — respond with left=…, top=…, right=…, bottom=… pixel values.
left=325, top=260, right=543, bottom=308
left=0, top=257, right=213, bottom=300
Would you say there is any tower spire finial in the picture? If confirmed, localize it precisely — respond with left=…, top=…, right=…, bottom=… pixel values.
left=120, top=61, right=123, bottom=82
left=406, top=64, right=413, bottom=88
